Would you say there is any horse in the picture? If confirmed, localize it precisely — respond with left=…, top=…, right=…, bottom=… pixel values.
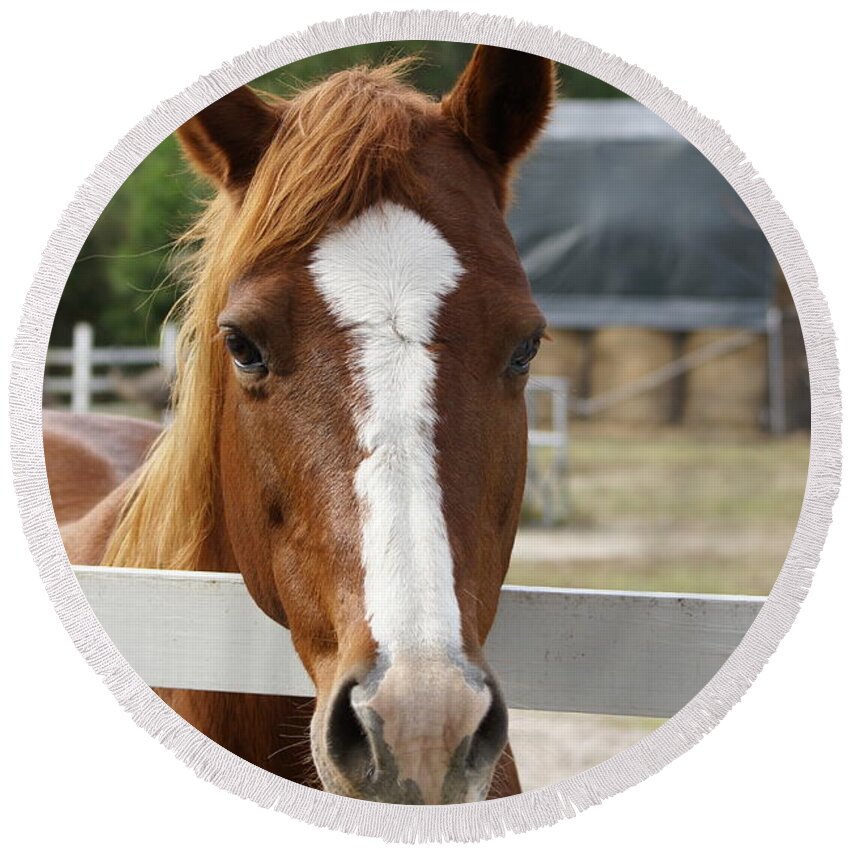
left=44, top=45, right=555, bottom=804
left=44, top=410, right=161, bottom=525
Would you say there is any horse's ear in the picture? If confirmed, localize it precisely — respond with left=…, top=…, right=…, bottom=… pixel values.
left=176, top=87, right=281, bottom=193
left=442, top=46, right=555, bottom=203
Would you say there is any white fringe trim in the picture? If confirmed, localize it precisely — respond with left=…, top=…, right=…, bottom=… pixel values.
left=8, top=10, right=841, bottom=843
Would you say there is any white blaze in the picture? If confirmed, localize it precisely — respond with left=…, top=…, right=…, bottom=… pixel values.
left=310, top=202, right=465, bottom=656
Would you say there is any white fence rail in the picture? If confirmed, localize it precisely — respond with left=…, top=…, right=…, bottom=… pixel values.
left=73, top=566, right=763, bottom=718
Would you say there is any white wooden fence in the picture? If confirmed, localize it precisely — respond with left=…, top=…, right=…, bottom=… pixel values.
left=525, top=376, right=569, bottom=526
left=45, top=322, right=178, bottom=413
left=73, top=566, right=763, bottom=718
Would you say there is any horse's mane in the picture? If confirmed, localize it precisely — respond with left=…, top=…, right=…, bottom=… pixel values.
left=103, top=61, right=431, bottom=569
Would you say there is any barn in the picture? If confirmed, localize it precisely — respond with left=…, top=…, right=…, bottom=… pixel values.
left=508, top=99, right=809, bottom=432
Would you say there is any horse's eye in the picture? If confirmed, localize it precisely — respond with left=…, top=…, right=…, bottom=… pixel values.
left=509, top=336, right=541, bottom=376
left=224, top=332, right=266, bottom=374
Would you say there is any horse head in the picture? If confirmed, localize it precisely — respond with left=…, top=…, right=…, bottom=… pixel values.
left=110, top=46, right=554, bottom=803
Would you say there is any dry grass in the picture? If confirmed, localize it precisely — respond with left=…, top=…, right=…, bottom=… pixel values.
left=508, top=709, right=664, bottom=789
left=511, top=424, right=809, bottom=597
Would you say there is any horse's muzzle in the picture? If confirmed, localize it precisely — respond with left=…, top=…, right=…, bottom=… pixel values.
left=315, top=654, right=508, bottom=804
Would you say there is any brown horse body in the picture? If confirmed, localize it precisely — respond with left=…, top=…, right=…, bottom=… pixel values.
left=44, top=410, right=160, bottom=524
left=45, top=46, right=554, bottom=804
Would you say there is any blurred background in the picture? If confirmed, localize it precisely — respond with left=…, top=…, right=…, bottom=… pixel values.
left=44, top=41, right=810, bottom=791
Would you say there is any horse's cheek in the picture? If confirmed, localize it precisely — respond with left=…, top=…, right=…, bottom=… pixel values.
left=217, top=405, right=290, bottom=629
left=228, top=504, right=291, bottom=629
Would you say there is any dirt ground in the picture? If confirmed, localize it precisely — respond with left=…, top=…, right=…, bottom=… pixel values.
left=509, top=427, right=809, bottom=596
left=508, top=710, right=662, bottom=791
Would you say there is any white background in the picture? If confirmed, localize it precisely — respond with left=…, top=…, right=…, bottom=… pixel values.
left=1, top=2, right=847, bottom=847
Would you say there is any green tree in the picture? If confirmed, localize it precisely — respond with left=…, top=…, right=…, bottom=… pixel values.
left=54, top=134, right=203, bottom=346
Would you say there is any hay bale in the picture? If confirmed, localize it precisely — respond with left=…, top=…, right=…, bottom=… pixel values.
left=682, top=330, right=766, bottom=430
left=588, top=328, right=676, bottom=426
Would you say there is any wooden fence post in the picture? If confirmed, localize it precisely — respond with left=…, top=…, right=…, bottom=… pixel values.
left=159, top=323, right=178, bottom=425
left=71, top=322, right=93, bottom=413
left=766, top=306, right=787, bottom=435
left=159, top=322, right=178, bottom=380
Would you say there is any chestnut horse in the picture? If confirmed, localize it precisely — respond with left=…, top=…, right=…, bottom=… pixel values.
left=45, top=46, right=554, bottom=804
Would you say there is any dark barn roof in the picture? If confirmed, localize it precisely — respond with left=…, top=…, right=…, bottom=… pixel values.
left=507, top=100, right=777, bottom=331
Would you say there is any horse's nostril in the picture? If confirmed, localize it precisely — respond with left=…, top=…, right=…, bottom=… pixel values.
left=467, top=681, right=509, bottom=773
left=326, top=680, right=374, bottom=782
